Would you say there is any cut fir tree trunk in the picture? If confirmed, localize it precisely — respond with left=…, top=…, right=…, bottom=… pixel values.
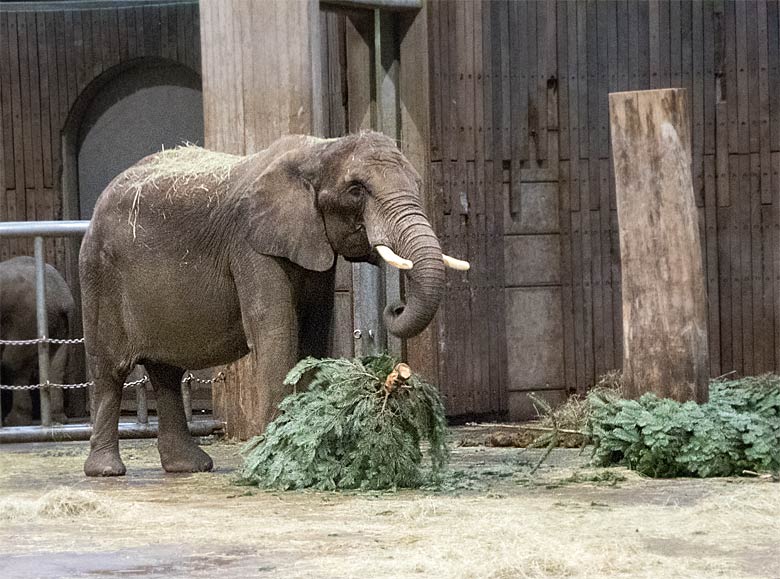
left=609, top=88, right=709, bottom=403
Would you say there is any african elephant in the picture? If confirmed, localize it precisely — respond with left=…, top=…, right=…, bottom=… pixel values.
left=0, top=256, right=74, bottom=425
left=80, top=131, right=468, bottom=477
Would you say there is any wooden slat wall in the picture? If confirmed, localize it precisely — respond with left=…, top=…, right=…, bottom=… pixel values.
left=319, top=9, right=355, bottom=359
left=0, top=0, right=200, bottom=269
left=428, top=0, right=780, bottom=418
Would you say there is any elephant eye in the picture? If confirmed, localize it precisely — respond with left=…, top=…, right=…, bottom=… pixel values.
left=346, top=182, right=366, bottom=201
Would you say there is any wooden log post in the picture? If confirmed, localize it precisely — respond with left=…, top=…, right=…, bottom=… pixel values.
left=609, top=88, right=709, bottom=403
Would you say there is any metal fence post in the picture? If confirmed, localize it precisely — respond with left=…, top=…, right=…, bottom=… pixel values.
left=34, top=236, right=52, bottom=427
left=135, top=380, right=148, bottom=424
left=182, top=374, right=193, bottom=423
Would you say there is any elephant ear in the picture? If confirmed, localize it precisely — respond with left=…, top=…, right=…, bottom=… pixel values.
left=239, top=155, right=335, bottom=272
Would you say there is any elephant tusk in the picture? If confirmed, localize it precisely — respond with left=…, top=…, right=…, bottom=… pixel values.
left=443, top=254, right=470, bottom=271
left=375, top=245, right=413, bottom=270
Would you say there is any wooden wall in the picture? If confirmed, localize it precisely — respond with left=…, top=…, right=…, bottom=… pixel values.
left=427, top=0, right=780, bottom=418
left=0, top=0, right=200, bottom=268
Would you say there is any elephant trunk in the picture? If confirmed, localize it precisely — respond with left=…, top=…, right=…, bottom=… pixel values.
left=381, top=217, right=446, bottom=339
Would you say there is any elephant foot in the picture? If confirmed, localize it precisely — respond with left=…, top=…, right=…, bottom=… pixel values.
left=158, top=438, right=213, bottom=473
left=84, top=447, right=126, bottom=477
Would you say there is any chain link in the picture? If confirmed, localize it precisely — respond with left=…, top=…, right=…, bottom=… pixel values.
left=0, top=337, right=86, bottom=346
left=183, top=371, right=226, bottom=385
left=0, top=372, right=226, bottom=391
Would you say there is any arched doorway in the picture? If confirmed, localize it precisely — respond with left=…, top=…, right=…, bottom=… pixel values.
left=70, top=60, right=203, bottom=219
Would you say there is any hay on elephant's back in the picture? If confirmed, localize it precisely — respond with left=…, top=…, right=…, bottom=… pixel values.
left=125, top=145, right=243, bottom=237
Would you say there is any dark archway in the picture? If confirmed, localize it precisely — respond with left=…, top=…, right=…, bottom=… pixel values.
left=62, top=58, right=204, bottom=220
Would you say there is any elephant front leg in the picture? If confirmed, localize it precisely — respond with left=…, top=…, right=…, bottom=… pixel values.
left=145, top=362, right=213, bottom=473
left=84, top=364, right=127, bottom=477
left=231, top=257, right=299, bottom=436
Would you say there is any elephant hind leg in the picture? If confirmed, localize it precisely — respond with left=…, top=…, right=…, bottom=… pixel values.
left=84, top=362, right=128, bottom=477
left=145, top=361, right=213, bottom=473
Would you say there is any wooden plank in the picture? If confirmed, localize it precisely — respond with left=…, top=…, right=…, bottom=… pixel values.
left=54, top=10, right=69, bottom=134
left=577, top=0, right=588, bottom=160
left=473, top=0, right=484, bottom=164
left=0, top=13, right=7, bottom=259
left=587, top=0, right=599, bottom=210
left=7, top=13, right=26, bottom=254
left=481, top=0, right=493, bottom=162
left=539, top=1, right=555, bottom=163
left=571, top=209, right=585, bottom=392
left=659, top=0, right=671, bottom=87
left=704, top=155, right=721, bottom=376
left=527, top=0, right=539, bottom=163
left=36, top=13, right=52, bottom=191
left=702, top=0, right=716, bottom=156
left=729, top=155, right=743, bottom=372
left=191, top=1, right=201, bottom=72
left=567, top=0, right=578, bottom=166
left=758, top=0, right=771, bottom=205
left=0, top=12, right=14, bottom=191
left=750, top=153, right=763, bottom=372
left=107, top=6, right=120, bottom=69
left=558, top=160, right=576, bottom=391
left=673, top=0, right=685, bottom=92
left=428, top=0, right=441, bottom=161
left=597, top=0, right=611, bottom=160
left=497, top=0, right=510, bottom=161
left=147, top=3, right=162, bottom=58
left=769, top=0, right=780, bottom=151
left=172, top=2, right=183, bottom=62
left=761, top=203, right=774, bottom=373
left=184, top=2, right=196, bottom=71
left=610, top=180, right=622, bottom=366
left=600, top=158, right=614, bottom=371
left=735, top=0, right=749, bottom=153
left=739, top=154, right=752, bottom=375
left=590, top=205, right=604, bottom=379
left=580, top=159, right=594, bottom=386
left=509, top=0, right=528, bottom=163
left=442, top=0, right=454, bottom=162
left=580, top=1, right=606, bottom=208
left=39, top=8, right=58, bottom=196
left=490, top=2, right=508, bottom=415
left=649, top=0, right=660, bottom=88
left=775, top=151, right=780, bottom=372
left=133, top=5, right=145, bottom=58
left=89, top=9, right=104, bottom=78
left=638, top=0, right=650, bottom=87
left=718, top=203, right=733, bottom=372
left=556, top=0, right=569, bottom=161
left=747, top=0, right=760, bottom=154
left=463, top=0, right=475, bottom=161
left=17, top=12, right=34, bottom=193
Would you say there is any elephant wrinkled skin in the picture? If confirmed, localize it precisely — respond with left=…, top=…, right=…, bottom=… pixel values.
left=0, top=256, right=74, bottom=425
left=80, top=131, right=465, bottom=477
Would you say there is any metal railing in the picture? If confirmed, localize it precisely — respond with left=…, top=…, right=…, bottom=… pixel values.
left=0, top=220, right=224, bottom=442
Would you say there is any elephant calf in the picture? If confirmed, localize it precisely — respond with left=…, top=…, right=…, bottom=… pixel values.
left=0, top=256, right=74, bottom=425
left=80, top=131, right=468, bottom=476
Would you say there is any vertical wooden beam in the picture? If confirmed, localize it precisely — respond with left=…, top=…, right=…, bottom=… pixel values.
left=609, top=88, right=709, bottom=403
left=345, top=10, right=383, bottom=357
left=201, top=0, right=323, bottom=439
left=398, top=1, right=434, bottom=381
